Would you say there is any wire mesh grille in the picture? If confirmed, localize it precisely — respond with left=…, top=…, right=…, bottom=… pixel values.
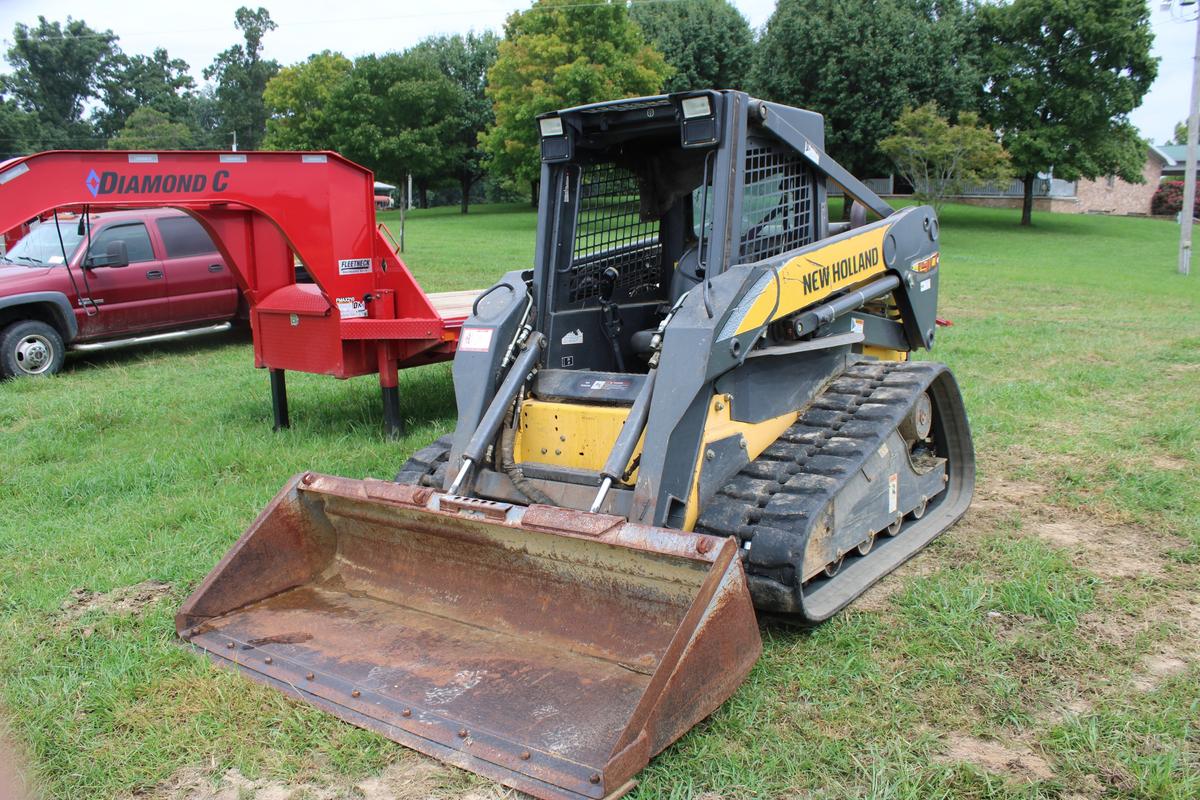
left=739, top=142, right=816, bottom=263
left=568, top=163, right=661, bottom=303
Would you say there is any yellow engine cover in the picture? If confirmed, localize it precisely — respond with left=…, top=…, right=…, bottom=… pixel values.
left=514, top=399, right=641, bottom=480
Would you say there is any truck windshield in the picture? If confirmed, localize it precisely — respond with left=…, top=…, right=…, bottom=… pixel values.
left=2, top=222, right=85, bottom=266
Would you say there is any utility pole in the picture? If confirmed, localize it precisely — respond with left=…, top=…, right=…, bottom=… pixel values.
left=1177, top=0, right=1199, bottom=275
left=231, top=130, right=238, bottom=153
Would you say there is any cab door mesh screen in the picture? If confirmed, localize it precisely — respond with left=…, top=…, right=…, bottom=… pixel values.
left=568, top=164, right=662, bottom=303
left=739, top=142, right=816, bottom=263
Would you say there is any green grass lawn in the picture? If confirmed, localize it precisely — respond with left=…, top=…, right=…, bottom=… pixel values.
left=1, top=202, right=1198, bottom=799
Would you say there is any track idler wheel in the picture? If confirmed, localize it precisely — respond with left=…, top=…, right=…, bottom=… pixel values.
left=899, top=391, right=932, bottom=442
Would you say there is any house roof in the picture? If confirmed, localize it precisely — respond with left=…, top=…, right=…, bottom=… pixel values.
left=1157, top=144, right=1187, bottom=166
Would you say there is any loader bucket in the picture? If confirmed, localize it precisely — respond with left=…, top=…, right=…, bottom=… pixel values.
left=178, top=473, right=761, bottom=800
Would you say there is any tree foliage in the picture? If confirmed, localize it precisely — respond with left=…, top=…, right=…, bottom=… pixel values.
left=752, top=0, right=980, bottom=177
left=630, top=0, right=753, bottom=92
left=409, top=33, right=500, bottom=212
left=94, top=48, right=196, bottom=139
left=2, top=16, right=119, bottom=149
left=203, top=6, right=280, bottom=150
left=110, top=107, right=195, bottom=150
left=1171, top=120, right=1189, bottom=147
left=481, top=0, right=671, bottom=195
left=879, top=103, right=1010, bottom=212
left=327, top=51, right=462, bottom=203
left=0, top=98, right=37, bottom=159
left=263, top=51, right=353, bottom=150
left=979, top=0, right=1157, bottom=225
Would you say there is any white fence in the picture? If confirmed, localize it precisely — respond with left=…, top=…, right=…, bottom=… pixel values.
left=828, top=176, right=1077, bottom=199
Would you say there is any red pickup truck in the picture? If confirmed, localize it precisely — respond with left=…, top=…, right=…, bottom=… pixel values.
left=0, top=208, right=242, bottom=377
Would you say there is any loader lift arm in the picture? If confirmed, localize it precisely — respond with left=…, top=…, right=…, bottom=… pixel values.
left=0, top=150, right=475, bottom=435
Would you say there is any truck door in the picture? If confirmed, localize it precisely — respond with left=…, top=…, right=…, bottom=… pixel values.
left=153, top=214, right=238, bottom=323
left=76, top=221, right=170, bottom=336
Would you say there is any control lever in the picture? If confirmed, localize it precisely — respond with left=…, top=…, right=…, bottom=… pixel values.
left=598, top=266, right=625, bottom=372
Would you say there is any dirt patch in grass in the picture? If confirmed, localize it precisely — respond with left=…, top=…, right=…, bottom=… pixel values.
left=1131, top=653, right=1189, bottom=692
left=55, top=580, right=172, bottom=633
left=134, top=756, right=507, bottom=800
left=1032, top=519, right=1164, bottom=579
left=963, top=468, right=1173, bottom=580
left=939, top=733, right=1055, bottom=783
left=1148, top=453, right=1191, bottom=472
left=0, top=712, right=32, bottom=800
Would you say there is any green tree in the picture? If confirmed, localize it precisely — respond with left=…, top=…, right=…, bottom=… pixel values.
left=410, top=32, right=500, bottom=213
left=979, top=0, right=1157, bottom=225
left=263, top=51, right=353, bottom=150
left=1172, top=120, right=1189, bottom=146
left=110, top=107, right=195, bottom=150
left=187, top=86, right=224, bottom=149
left=879, top=103, right=1010, bottom=213
left=0, top=98, right=37, bottom=158
left=203, top=6, right=280, bottom=150
left=94, top=48, right=196, bottom=139
left=2, top=16, right=118, bottom=149
left=752, top=0, right=980, bottom=178
left=481, top=0, right=671, bottom=202
left=327, top=50, right=462, bottom=207
left=630, top=0, right=753, bottom=92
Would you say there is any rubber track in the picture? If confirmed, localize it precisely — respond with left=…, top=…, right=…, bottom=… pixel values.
left=694, top=360, right=946, bottom=599
left=395, top=434, right=452, bottom=488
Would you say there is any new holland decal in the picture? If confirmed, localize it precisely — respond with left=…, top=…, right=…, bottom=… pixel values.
left=798, top=248, right=880, bottom=294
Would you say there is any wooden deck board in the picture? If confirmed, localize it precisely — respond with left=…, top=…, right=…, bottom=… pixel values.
left=428, top=290, right=480, bottom=321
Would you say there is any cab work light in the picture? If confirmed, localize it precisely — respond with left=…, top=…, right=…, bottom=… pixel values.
left=538, top=115, right=572, bottom=162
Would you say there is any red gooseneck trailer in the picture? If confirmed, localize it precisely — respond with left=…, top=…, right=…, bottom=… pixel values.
left=0, top=150, right=478, bottom=436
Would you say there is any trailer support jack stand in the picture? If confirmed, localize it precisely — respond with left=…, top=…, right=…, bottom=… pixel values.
left=270, top=369, right=289, bottom=431
left=382, top=385, right=402, bottom=440
left=378, top=349, right=403, bottom=440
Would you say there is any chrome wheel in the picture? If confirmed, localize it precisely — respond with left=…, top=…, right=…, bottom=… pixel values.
left=14, top=334, right=54, bottom=375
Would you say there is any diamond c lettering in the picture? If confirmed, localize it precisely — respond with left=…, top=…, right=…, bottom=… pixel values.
left=85, top=168, right=231, bottom=196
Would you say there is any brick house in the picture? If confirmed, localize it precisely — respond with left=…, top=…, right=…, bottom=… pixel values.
left=1073, top=145, right=1173, bottom=215
left=851, top=145, right=1177, bottom=215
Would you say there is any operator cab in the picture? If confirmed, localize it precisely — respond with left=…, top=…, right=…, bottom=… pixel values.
left=533, top=91, right=825, bottom=380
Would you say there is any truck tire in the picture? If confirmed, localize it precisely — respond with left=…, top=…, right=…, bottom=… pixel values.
left=0, top=320, right=65, bottom=378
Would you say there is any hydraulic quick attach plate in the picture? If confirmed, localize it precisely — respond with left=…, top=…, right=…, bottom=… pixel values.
left=177, top=473, right=761, bottom=800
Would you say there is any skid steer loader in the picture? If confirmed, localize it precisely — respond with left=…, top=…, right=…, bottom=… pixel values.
left=179, top=90, right=974, bottom=800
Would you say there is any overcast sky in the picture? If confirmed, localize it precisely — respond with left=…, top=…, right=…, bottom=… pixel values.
left=0, top=0, right=1190, bottom=145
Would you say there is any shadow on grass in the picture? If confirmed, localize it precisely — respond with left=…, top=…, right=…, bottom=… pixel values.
left=62, top=326, right=251, bottom=374
left=217, top=362, right=458, bottom=438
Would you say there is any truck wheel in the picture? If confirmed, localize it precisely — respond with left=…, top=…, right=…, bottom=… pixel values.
left=0, top=320, right=65, bottom=378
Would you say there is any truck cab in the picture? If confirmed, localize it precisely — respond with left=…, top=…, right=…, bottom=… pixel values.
left=0, top=208, right=242, bottom=377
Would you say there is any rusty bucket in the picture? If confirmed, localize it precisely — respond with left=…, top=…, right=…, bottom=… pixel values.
left=178, top=473, right=761, bottom=800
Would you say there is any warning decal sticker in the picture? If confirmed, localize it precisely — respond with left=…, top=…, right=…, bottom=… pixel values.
left=460, top=327, right=494, bottom=352
left=336, top=297, right=367, bottom=319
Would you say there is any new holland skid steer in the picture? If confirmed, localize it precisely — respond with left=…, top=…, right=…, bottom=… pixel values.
left=179, top=90, right=975, bottom=799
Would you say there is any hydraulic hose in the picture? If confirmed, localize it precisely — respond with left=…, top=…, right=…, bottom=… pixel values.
left=500, top=422, right=555, bottom=505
